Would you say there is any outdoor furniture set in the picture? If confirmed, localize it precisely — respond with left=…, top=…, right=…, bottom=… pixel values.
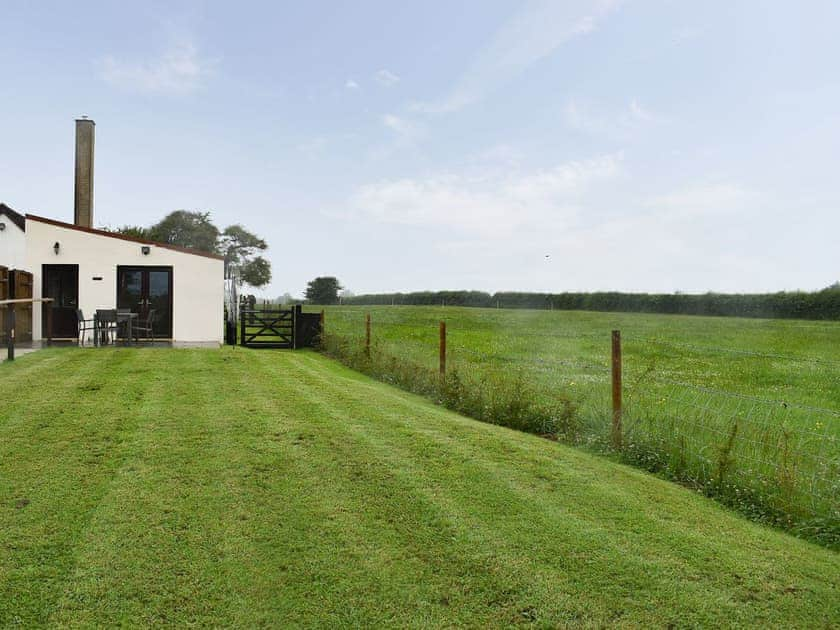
left=76, top=309, right=156, bottom=346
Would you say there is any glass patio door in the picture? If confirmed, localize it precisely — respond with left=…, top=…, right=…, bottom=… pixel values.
left=117, top=267, right=173, bottom=338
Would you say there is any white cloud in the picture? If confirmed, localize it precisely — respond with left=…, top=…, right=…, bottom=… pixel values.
left=646, top=183, right=760, bottom=219
left=564, top=98, right=662, bottom=138
left=296, top=136, right=328, bottom=158
left=412, top=0, right=621, bottom=113
left=472, top=144, right=524, bottom=165
left=672, top=26, right=703, bottom=45
left=100, top=38, right=212, bottom=94
left=345, top=79, right=360, bottom=89
left=628, top=99, right=655, bottom=122
left=382, top=114, right=423, bottom=141
left=375, top=69, right=400, bottom=86
left=352, top=153, right=623, bottom=236
left=457, top=180, right=768, bottom=292
left=535, top=182, right=767, bottom=291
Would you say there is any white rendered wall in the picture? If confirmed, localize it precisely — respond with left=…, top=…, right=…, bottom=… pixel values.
left=25, top=218, right=224, bottom=343
left=0, top=213, right=27, bottom=270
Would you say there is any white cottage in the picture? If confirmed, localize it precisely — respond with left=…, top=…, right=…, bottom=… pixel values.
left=0, top=118, right=224, bottom=346
left=23, top=214, right=224, bottom=344
left=0, top=203, right=27, bottom=270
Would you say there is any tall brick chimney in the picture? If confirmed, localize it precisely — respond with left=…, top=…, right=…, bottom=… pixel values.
left=74, top=117, right=95, bottom=228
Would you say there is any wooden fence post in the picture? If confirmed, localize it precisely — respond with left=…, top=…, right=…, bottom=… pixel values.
left=611, top=330, right=622, bottom=449
left=239, top=305, right=246, bottom=347
left=365, top=313, right=371, bottom=356
left=293, top=304, right=301, bottom=350
left=7, top=306, right=15, bottom=361
left=45, top=301, right=53, bottom=347
left=439, top=321, right=446, bottom=379
left=320, top=309, right=325, bottom=346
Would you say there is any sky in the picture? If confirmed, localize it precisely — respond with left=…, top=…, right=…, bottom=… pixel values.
left=1, top=1, right=839, bottom=298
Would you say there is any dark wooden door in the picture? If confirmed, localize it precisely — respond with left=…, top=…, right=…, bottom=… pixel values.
left=117, top=267, right=173, bottom=338
left=42, top=265, right=78, bottom=338
left=0, top=266, right=8, bottom=343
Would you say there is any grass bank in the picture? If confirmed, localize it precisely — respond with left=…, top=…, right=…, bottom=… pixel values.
left=321, top=306, right=840, bottom=546
left=1, top=347, right=838, bottom=626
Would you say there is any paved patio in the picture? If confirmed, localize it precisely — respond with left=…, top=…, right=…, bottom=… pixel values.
left=1, top=340, right=79, bottom=363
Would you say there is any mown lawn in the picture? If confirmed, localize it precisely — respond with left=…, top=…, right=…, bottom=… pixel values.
left=1, top=348, right=838, bottom=627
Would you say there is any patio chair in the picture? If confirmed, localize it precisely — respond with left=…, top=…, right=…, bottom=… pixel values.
left=76, top=309, right=97, bottom=346
left=95, top=309, right=119, bottom=346
left=133, top=309, right=156, bottom=342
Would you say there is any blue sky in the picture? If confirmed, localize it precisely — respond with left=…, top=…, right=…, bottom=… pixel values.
left=2, top=1, right=838, bottom=297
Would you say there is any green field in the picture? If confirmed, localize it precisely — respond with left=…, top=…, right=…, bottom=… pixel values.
left=322, top=306, right=840, bottom=542
left=1, top=348, right=838, bottom=626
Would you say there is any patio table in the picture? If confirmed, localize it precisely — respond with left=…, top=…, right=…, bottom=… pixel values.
left=118, top=312, right=138, bottom=345
left=94, top=311, right=137, bottom=346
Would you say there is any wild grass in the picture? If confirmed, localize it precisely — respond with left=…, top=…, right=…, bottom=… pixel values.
left=1, top=348, right=838, bottom=626
left=321, top=306, right=840, bottom=547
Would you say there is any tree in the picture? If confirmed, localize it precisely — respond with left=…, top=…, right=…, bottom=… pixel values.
left=113, top=210, right=273, bottom=289
left=106, top=225, right=150, bottom=239
left=305, top=277, right=343, bottom=304
left=238, top=255, right=271, bottom=287
left=219, top=224, right=271, bottom=287
left=149, top=210, right=220, bottom=253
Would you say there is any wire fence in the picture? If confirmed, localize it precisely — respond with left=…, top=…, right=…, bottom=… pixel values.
left=319, top=310, right=840, bottom=545
left=626, top=335, right=840, bottom=367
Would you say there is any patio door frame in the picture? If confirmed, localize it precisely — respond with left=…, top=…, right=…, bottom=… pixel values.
left=116, top=266, right=174, bottom=339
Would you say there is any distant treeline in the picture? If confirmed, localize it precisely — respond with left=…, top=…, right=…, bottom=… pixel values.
left=341, top=288, right=840, bottom=320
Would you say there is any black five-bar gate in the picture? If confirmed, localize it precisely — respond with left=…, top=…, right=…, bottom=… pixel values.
left=239, top=304, right=321, bottom=349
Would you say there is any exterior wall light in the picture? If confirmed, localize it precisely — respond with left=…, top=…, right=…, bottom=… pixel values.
left=141, top=246, right=151, bottom=255
left=53, top=241, right=60, bottom=255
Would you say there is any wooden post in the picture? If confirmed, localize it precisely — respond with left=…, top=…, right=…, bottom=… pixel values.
left=239, top=305, right=246, bottom=346
left=293, top=304, right=302, bottom=350
left=46, top=301, right=53, bottom=347
left=7, top=306, right=15, bottom=361
left=439, top=321, right=446, bottom=379
left=611, top=330, right=622, bottom=449
left=365, top=313, right=371, bottom=356
left=320, top=309, right=325, bottom=346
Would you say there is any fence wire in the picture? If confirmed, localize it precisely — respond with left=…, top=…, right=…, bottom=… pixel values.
left=627, top=335, right=840, bottom=368
left=625, top=382, right=839, bottom=520
left=322, top=309, right=840, bottom=534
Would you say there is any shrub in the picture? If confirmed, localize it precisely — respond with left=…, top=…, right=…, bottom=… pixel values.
left=342, top=289, right=840, bottom=321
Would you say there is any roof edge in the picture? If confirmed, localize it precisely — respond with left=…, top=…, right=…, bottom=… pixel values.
left=25, top=214, right=225, bottom=261
left=0, top=203, right=26, bottom=232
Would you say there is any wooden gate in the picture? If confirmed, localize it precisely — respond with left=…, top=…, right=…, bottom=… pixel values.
left=238, top=304, right=322, bottom=349
left=1, top=269, right=33, bottom=343
left=240, top=306, right=294, bottom=348
left=11, top=270, right=33, bottom=342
